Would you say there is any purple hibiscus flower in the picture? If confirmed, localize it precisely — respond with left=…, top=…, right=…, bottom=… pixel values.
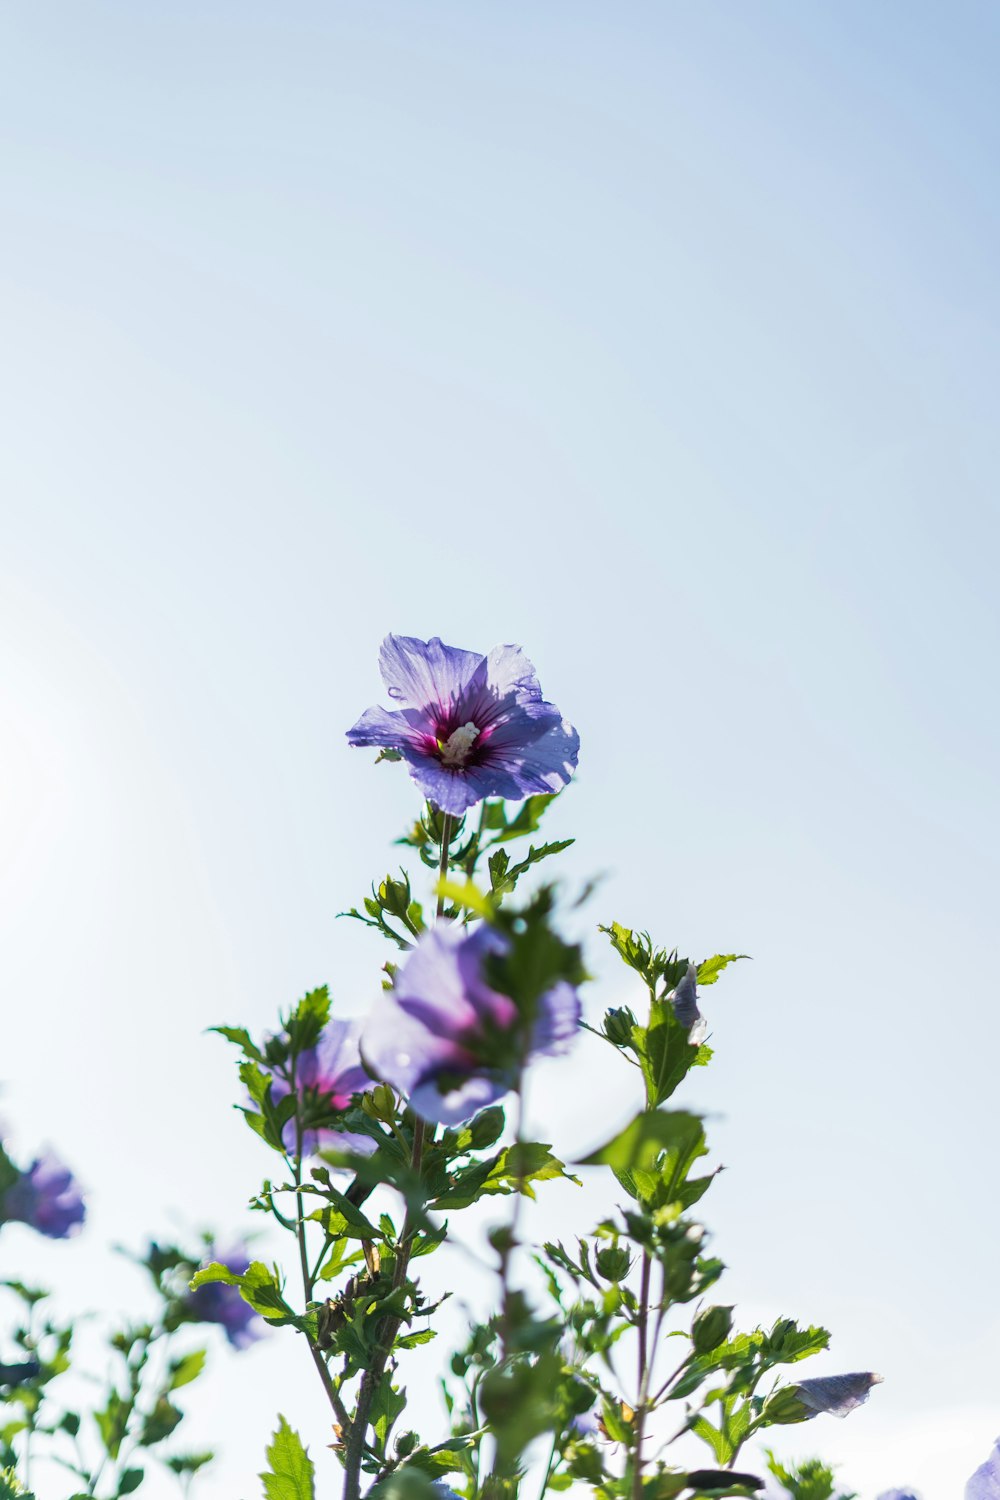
left=2, top=1152, right=85, bottom=1239
left=361, top=921, right=580, bottom=1124
left=346, top=634, right=579, bottom=817
left=186, top=1244, right=260, bottom=1350
left=268, top=1019, right=375, bottom=1158
left=877, top=1491, right=922, bottom=1500
left=967, top=1438, right=1000, bottom=1500
left=790, top=1371, right=883, bottom=1418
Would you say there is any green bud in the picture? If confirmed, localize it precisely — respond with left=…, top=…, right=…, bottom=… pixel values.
left=361, top=1083, right=397, bottom=1121
left=595, top=1246, right=631, bottom=1282
left=760, top=1386, right=810, bottom=1425
left=691, top=1304, right=733, bottom=1354
left=394, top=1430, right=418, bottom=1458
left=378, top=873, right=411, bottom=917
left=602, top=1006, right=637, bottom=1047
left=468, top=1105, right=506, bottom=1150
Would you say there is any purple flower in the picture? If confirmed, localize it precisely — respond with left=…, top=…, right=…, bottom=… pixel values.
left=2, top=1152, right=85, bottom=1239
left=669, top=963, right=706, bottom=1042
left=186, top=1245, right=260, bottom=1350
left=361, top=921, right=580, bottom=1124
left=346, top=634, right=579, bottom=817
left=967, top=1439, right=1000, bottom=1500
left=790, top=1371, right=883, bottom=1419
left=269, top=1019, right=374, bottom=1157
left=877, top=1491, right=922, bottom=1500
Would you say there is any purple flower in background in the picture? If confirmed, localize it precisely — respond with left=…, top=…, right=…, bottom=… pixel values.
left=877, top=1490, right=922, bottom=1500
left=2, top=1152, right=85, bottom=1239
left=346, top=634, right=579, bottom=817
left=361, top=921, right=580, bottom=1124
left=967, top=1438, right=1000, bottom=1500
left=791, top=1371, right=883, bottom=1419
left=269, top=1018, right=374, bottom=1156
left=186, top=1245, right=260, bottom=1350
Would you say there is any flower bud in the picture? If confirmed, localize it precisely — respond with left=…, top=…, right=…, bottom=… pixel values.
left=595, top=1246, right=631, bottom=1282
left=394, top=1430, right=418, bottom=1458
left=378, top=874, right=411, bottom=918
left=692, top=1304, right=733, bottom=1354
left=361, top=1083, right=397, bottom=1121
left=760, top=1387, right=811, bottom=1425
left=602, top=1007, right=637, bottom=1048
left=468, top=1105, right=506, bottom=1150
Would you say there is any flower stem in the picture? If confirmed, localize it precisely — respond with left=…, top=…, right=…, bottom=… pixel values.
left=436, top=812, right=454, bottom=916
left=293, top=1089, right=351, bottom=1436
left=632, top=1250, right=652, bottom=1500
left=343, top=809, right=452, bottom=1500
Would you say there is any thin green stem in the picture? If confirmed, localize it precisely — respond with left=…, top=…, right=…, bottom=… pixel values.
left=292, top=1078, right=351, bottom=1436
left=343, top=810, right=453, bottom=1500
left=631, top=1251, right=652, bottom=1500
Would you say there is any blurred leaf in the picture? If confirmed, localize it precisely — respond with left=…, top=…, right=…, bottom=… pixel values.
left=167, top=1350, right=206, bottom=1392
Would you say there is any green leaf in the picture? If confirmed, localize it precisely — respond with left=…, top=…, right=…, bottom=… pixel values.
left=579, top=1110, right=706, bottom=1182
left=260, top=1415, right=315, bottom=1500
left=285, top=988, right=330, bottom=1052
left=636, top=1004, right=702, bottom=1107
left=435, top=877, right=495, bottom=920
left=139, top=1397, right=183, bottom=1446
left=117, top=1468, right=145, bottom=1495
left=211, top=1026, right=263, bottom=1061
left=697, top=954, right=749, bottom=986
left=167, top=1349, right=206, bottom=1391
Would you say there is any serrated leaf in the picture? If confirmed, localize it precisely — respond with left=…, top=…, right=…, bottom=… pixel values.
left=697, top=954, right=749, bottom=986
left=260, top=1415, right=315, bottom=1500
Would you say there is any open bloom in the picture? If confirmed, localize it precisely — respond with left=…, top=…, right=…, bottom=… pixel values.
left=186, top=1244, right=260, bottom=1349
left=967, top=1438, right=1000, bottom=1500
left=2, top=1152, right=85, bottom=1239
left=361, top=921, right=580, bottom=1124
left=346, top=634, right=579, bottom=816
left=791, top=1371, right=883, bottom=1418
left=269, top=1019, right=374, bottom=1156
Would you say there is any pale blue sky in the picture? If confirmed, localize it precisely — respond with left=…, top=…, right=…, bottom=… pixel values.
left=2, top=4, right=998, bottom=1496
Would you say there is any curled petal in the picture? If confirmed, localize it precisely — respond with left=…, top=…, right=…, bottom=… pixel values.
left=793, top=1371, right=883, bottom=1419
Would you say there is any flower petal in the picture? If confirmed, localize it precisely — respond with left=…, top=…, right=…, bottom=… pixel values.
left=793, top=1371, right=882, bottom=1418
left=346, top=704, right=429, bottom=750
left=487, top=715, right=580, bottom=798
left=379, top=635, right=486, bottom=716
left=409, top=1070, right=508, bottom=1125
left=967, top=1440, right=1000, bottom=1500
left=532, top=982, right=582, bottom=1055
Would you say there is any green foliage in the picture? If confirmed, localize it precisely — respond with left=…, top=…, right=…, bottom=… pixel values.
left=765, top=1450, right=857, bottom=1500
left=260, top=1416, right=315, bottom=1500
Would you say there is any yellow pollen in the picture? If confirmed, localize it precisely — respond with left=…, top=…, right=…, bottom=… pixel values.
left=439, top=721, right=480, bottom=767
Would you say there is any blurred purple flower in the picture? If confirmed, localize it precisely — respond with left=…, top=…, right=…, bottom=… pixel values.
left=361, top=921, right=580, bottom=1124
left=791, top=1371, right=882, bottom=1418
left=186, top=1245, right=260, bottom=1350
left=346, top=634, right=579, bottom=816
left=269, top=1018, right=374, bottom=1157
left=877, top=1490, right=922, bottom=1500
left=2, top=1152, right=85, bottom=1239
left=967, top=1438, right=1000, bottom=1500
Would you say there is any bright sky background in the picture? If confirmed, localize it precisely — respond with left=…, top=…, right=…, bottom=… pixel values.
left=2, top=4, right=999, bottom=1498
